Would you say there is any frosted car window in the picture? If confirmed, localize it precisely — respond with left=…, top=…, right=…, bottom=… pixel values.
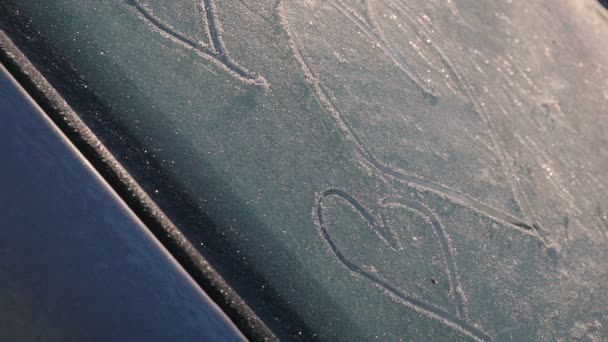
left=2, top=0, right=607, bottom=340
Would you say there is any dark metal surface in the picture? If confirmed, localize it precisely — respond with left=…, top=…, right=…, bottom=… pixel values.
left=0, top=64, right=244, bottom=342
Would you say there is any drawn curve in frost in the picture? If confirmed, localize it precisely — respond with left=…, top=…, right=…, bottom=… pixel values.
left=276, top=2, right=564, bottom=339
left=126, top=0, right=268, bottom=88
left=278, top=2, right=548, bottom=243
left=316, top=189, right=491, bottom=341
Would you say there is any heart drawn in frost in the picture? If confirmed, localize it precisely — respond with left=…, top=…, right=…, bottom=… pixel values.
left=316, top=189, right=490, bottom=341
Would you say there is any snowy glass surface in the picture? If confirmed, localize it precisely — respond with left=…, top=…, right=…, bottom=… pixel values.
left=7, top=0, right=608, bottom=340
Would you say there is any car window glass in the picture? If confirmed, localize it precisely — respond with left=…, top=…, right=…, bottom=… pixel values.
left=3, top=0, right=608, bottom=340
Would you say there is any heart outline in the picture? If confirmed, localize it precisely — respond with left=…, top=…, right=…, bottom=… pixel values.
left=316, top=188, right=490, bottom=341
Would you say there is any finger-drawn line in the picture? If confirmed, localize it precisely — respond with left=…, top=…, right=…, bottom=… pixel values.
left=126, top=0, right=206, bottom=49
left=316, top=189, right=490, bottom=341
left=385, top=0, right=540, bottom=234
left=328, top=0, right=440, bottom=99
left=125, top=0, right=268, bottom=88
left=518, top=134, right=582, bottom=216
left=384, top=0, right=467, bottom=96
left=326, top=189, right=403, bottom=250
left=278, top=5, right=545, bottom=243
left=382, top=197, right=467, bottom=319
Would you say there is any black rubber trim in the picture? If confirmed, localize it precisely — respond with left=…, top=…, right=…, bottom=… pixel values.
left=0, top=14, right=278, bottom=342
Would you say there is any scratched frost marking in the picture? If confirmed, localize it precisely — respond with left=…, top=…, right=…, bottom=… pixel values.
left=279, top=1, right=552, bottom=239
left=280, top=0, right=531, bottom=226
left=125, top=0, right=268, bottom=87
left=281, top=0, right=608, bottom=243
left=281, top=0, right=608, bottom=339
left=316, top=190, right=490, bottom=341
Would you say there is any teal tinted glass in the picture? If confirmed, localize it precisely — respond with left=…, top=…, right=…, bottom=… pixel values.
left=3, top=0, right=608, bottom=340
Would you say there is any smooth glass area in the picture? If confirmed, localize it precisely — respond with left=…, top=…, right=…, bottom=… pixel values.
left=3, top=0, right=608, bottom=340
